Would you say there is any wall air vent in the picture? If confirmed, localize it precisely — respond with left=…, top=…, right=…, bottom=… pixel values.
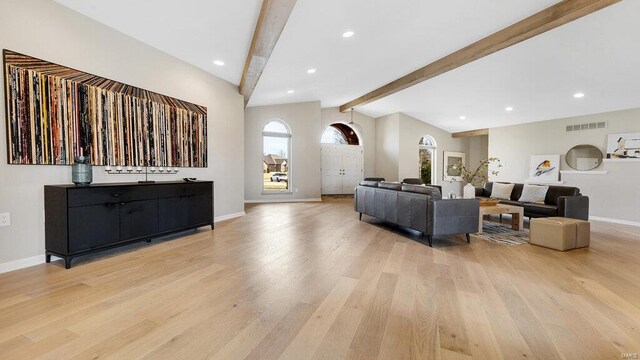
left=566, top=121, right=607, bottom=133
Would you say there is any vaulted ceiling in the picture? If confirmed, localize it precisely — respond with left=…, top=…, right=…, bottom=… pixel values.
left=55, top=0, right=637, bottom=132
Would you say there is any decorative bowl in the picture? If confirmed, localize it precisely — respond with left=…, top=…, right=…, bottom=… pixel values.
left=479, top=199, right=500, bottom=207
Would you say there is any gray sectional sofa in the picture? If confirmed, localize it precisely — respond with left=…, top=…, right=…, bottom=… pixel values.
left=475, top=182, right=589, bottom=220
left=355, top=180, right=479, bottom=246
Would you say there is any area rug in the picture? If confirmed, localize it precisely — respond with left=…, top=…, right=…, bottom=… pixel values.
left=473, top=222, right=529, bottom=246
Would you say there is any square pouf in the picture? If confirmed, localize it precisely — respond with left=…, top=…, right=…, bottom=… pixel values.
left=548, top=217, right=591, bottom=248
left=530, top=218, right=577, bottom=251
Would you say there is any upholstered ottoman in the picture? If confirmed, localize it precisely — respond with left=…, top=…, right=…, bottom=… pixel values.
left=529, top=217, right=590, bottom=251
left=549, top=217, right=590, bottom=248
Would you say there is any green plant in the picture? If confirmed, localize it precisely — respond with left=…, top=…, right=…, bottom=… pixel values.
left=448, top=157, right=502, bottom=187
left=419, top=148, right=432, bottom=184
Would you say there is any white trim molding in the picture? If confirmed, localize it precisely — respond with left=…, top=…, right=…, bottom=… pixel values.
left=214, top=211, right=246, bottom=223
left=245, top=198, right=322, bottom=204
left=603, top=158, right=640, bottom=163
left=590, top=216, right=640, bottom=227
left=0, top=254, right=45, bottom=274
left=560, top=170, right=608, bottom=175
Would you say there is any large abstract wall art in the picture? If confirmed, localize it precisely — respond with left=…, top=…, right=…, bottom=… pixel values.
left=3, top=50, right=208, bottom=167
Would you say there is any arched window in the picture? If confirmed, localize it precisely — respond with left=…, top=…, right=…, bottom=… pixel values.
left=263, top=120, right=291, bottom=192
left=418, top=135, right=437, bottom=185
left=321, top=123, right=360, bottom=145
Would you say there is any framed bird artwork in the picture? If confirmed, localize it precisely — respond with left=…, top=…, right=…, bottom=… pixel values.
left=528, top=154, right=560, bottom=183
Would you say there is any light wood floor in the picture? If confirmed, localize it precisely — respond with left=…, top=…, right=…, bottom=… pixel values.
left=1, top=197, right=639, bottom=359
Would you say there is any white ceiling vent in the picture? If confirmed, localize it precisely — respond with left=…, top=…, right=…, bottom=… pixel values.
left=566, top=121, right=607, bottom=132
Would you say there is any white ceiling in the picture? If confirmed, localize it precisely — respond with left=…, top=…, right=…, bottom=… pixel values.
left=55, top=0, right=638, bottom=132
left=54, top=0, right=262, bottom=85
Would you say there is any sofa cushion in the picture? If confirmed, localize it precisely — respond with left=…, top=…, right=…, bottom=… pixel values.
left=545, top=185, right=581, bottom=205
left=378, top=181, right=402, bottom=190
left=491, top=183, right=514, bottom=200
left=401, top=184, right=442, bottom=199
left=401, top=178, right=424, bottom=185
left=519, top=184, right=549, bottom=204
left=498, top=199, right=523, bottom=207
left=523, top=203, right=558, bottom=217
left=359, top=180, right=379, bottom=187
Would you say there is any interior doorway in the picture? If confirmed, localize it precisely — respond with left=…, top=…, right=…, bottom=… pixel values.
left=321, top=123, right=364, bottom=195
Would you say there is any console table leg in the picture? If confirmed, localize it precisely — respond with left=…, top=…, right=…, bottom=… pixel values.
left=64, top=257, right=72, bottom=269
left=359, top=213, right=362, bottom=221
left=427, top=235, right=433, bottom=247
left=466, top=233, right=471, bottom=243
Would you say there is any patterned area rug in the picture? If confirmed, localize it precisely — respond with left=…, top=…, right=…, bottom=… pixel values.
left=473, top=221, right=529, bottom=246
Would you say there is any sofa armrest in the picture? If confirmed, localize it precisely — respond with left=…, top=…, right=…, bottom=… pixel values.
left=427, top=199, right=479, bottom=236
left=558, top=195, right=589, bottom=221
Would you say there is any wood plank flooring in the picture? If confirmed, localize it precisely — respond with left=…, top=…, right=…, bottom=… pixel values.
left=1, top=196, right=639, bottom=359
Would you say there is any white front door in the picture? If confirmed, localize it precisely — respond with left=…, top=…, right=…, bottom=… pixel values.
left=321, top=144, right=364, bottom=195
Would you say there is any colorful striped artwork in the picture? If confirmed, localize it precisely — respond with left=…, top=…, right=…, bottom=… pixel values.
left=3, top=50, right=208, bottom=167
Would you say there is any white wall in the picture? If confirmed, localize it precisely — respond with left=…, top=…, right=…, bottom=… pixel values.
left=321, top=107, right=376, bottom=178
left=245, top=101, right=322, bottom=202
left=374, top=113, right=400, bottom=181
left=397, top=113, right=467, bottom=196
left=0, top=0, right=245, bottom=268
left=489, top=108, right=640, bottom=223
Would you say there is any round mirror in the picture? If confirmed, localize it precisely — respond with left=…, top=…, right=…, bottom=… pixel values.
left=566, top=145, right=603, bottom=171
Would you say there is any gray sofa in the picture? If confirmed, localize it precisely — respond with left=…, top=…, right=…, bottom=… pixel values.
left=475, top=182, right=589, bottom=220
left=355, top=181, right=479, bottom=246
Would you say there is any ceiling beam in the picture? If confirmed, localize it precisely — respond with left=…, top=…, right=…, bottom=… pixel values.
left=339, top=0, right=620, bottom=112
left=451, top=128, right=489, bottom=138
left=239, top=0, right=297, bottom=105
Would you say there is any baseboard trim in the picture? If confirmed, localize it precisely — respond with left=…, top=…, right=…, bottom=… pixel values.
left=0, top=255, right=45, bottom=274
left=245, top=198, right=322, bottom=204
left=214, top=211, right=245, bottom=223
left=590, top=216, right=640, bottom=227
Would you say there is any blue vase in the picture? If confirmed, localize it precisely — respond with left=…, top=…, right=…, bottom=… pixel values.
left=72, top=156, right=93, bottom=186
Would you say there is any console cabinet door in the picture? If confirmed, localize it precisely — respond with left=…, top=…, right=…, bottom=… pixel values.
left=119, top=200, right=159, bottom=241
left=158, top=197, right=189, bottom=232
left=68, top=204, right=120, bottom=252
left=188, top=194, right=213, bottom=226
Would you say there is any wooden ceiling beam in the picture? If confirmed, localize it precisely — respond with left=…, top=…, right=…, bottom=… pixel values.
left=339, top=0, right=620, bottom=112
left=239, top=0, right=297, bottom=105
left=451, top=128, right=489, bottom=138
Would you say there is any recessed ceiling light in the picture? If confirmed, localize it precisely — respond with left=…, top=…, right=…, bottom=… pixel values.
left=307, top=68, right=316, bottom=74
left=287, top=90, right=295, bottom=94
left=505, top=106, right=514, bottom=111
left=459, top=116, right=466, bottom=120
left=573, top=92, right=585, bottom=98
left=213, top=60, right=224, bottom=66
left=342, top=31, right=354, bottom=38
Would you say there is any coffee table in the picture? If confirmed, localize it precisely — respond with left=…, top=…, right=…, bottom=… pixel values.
left=478, top=204, right=524, bottom=234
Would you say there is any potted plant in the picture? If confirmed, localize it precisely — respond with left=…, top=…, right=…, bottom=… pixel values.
left=448, top=158, right=502, bottom=198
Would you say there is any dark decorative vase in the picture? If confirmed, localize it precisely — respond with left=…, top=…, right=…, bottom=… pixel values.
left=72, top=156, right=93, bottom=186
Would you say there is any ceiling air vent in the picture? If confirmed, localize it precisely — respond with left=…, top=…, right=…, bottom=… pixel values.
left=566, top=121, right=607, bottom=133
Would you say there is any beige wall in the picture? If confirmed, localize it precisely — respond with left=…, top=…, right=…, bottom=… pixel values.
left=245, top=101, right=322, bottom=202
left=466, top=135, right=489, bottom=170
left=0, top=0, right=245, bottom=268
left=321, top=107, right=376, bottom=178
left=489, top=108, right=640, bottom=223
left=374, top=113, right=400, bottom=181
left=397, top=113, right=468, bottom=196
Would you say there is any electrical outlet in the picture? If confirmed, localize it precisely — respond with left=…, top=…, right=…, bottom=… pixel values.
left=0, top=213, right=10, bottom=227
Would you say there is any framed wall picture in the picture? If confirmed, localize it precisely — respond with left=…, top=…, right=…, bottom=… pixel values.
left=606, top=133, right=640, bottom=159
left=443, top=151, right=465, bottom=181
left=3, top=49, right=208, bottom=167
left=528, top=154, right=560, bottom=183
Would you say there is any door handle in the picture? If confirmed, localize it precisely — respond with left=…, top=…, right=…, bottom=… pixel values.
left=112, top=193, right=121, bottom=198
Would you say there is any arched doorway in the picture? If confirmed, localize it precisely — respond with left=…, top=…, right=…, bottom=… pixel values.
left=321, top=123, right=364, bottom=194
left=418, top=135, right=437, bottom=185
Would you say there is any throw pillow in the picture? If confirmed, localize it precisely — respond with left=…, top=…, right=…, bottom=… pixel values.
left=518, top=184, right=549, bottom=204
left=490, top=183, right=515, bottom=200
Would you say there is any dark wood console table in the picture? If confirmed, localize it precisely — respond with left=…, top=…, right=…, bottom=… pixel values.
left=44, top=181, right=213, bottom=268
